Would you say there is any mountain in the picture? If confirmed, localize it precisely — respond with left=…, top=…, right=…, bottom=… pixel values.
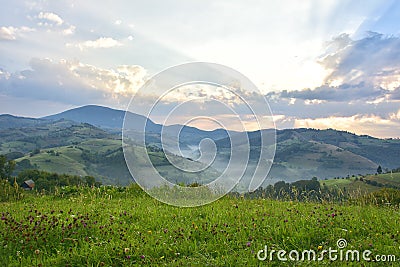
left=43, top=105, right=161, bottom=132
left=0, top=114, right=47, bottom=129
left=43, top=105, right=230, bottom=142
left=0, top=119, right=218, bottom=186
left=215, top=128, right=400, bottom=183
left=1, top=105, right=400, bottom=186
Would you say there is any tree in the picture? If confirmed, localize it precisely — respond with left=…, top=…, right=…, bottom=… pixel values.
left=377, top=165, right=382, bottom=174
left=0, top=155, right=6, bottom=178
left=0, top=155, right=16, bottom=179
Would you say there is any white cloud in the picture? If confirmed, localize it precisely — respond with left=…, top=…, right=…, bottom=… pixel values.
left=37, top=12, right=64, bottom=26
left=390, top=109, right=400, bottom=120
left=293, top=114, right=400, bottom=138
left=0, top=58, right=147, bottom=105
left=62, top=25, right=76, bottom=35
left=319, top=32, right=400, bottom=90
left=267, top=32, right=400, bottom=105
left=0, top=27, right=16, bottom=40
left=67, top=37, right=122, bottom=50
left=0, top=26, right=35, bottom=41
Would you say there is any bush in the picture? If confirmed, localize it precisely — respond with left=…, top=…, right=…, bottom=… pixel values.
left=364, top=188, right=400, bottom=206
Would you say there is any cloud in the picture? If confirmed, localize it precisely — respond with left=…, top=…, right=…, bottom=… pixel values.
left=268, top=32, right=400, bottom=103
left=268, top=95, right=400, bottom=119
left=275, top=83, right=387, bottom=102
left=388, top=87, right=400, bottom=100
left=66, top=37, right=122, bottom=50
left=62, top=25, right=76, bottom=35
left=0, top=27, right=16, bottom=40
left=0, top=26, right=35, bottom=41
left=293, top=114, right=400, bottom=138
left=33, top=11, right=77, bottom=36
left=320, top=32, right=400, bottom=90
left=0, top=58, right=147, bottom=106
left=37, top=12, right=64, bottom=26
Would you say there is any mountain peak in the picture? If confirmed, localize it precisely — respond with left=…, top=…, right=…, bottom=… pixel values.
left=42, top=105, right=160, bottom=131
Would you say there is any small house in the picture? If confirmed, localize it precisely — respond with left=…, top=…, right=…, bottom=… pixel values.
left=21, top=180, right=35, bottom=190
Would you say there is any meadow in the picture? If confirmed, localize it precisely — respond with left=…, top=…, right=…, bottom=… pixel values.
left=1, top=184, right=399, bottom=266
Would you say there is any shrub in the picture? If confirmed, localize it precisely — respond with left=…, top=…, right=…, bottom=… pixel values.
left=364, top=188, right=400, bottom=206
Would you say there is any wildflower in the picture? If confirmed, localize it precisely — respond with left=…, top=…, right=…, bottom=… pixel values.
left=124, top=248, right=130, bottom=253
left=246, top=242, right=251, bottom=247
left=148, top=230, right=152, bottom=234
left=34, top=249, right=40, bottom=255
left=140, top=255, right=145, bottom=259
left=318, top=245, right=323, bottom=250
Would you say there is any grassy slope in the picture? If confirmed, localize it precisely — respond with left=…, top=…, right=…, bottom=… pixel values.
left=16, top=139, right=219, bottom=186
left=321, top=172, right=400, bottom=194
left=366, top=173, right=400, bottom=187
left=0, top=187, right=399, bottom=266
left=267, top=137, right=379, bottom=182
left=322, top=178, right=379, bottom=194
left=18, top=147, right=88, bottom=176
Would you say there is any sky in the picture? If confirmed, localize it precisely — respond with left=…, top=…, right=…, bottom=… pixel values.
left=0, top=0, right=400, bottom=138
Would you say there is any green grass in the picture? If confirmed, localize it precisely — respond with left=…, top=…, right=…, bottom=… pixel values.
left=322, top=172, right=400, bottom=195
left=79, top=139, right=122, bottom=154
left=365, top=173, right=400, bottom=187
left=18, top=149, right=88, bottom=177
left=0, top=141, right=36, bottom=154
left=1, top=186, right=399, bottom=266
left=321, top=177, right=374, bottom=193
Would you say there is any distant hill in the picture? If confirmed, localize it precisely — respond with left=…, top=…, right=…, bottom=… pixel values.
left=0, top=114, right=47, bottom=129
left=215, top=128, right=400, bottom=183
left=1, top=105, right=399, bottom=186
left=43, top=105, right=161, bottom=132
left=43, top=105, right=230, bottom=143
left=0, top=119, right=218, bottom=186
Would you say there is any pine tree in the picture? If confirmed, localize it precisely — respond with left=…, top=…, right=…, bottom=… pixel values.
left=377, top=165, right=382, bottom=174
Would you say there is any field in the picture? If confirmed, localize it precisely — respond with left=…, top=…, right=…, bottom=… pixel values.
left=1, top=185, right=399, bottom=266
left=322, top=172, right=400, bottom=195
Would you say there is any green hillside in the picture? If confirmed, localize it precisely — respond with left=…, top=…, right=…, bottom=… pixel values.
left=14, top=139, right=219, bottom=186
left=1, top=109, right=400, bottom=185
left=321, top=172, right=400, bottom=195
